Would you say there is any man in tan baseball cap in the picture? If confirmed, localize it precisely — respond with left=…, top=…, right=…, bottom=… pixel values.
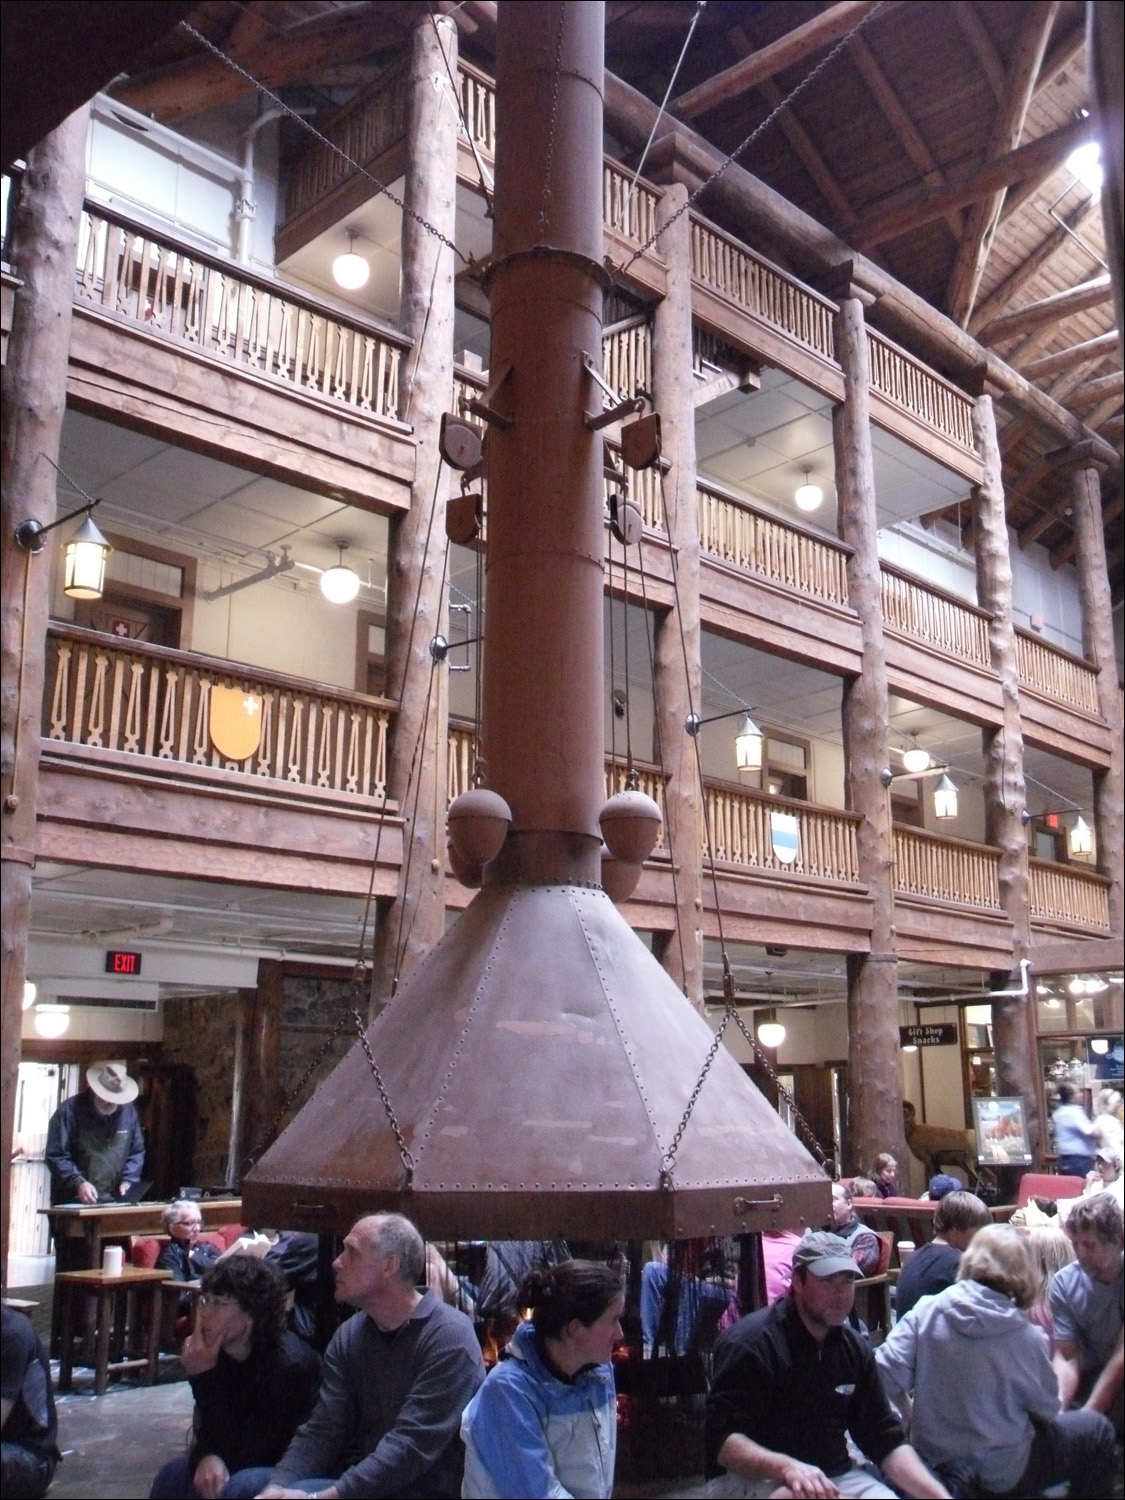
left=45, top=1059, right=145, bottom=1205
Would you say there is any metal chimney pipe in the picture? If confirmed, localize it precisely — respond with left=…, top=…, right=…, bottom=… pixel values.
left=480, top=1, right=608, bottom=887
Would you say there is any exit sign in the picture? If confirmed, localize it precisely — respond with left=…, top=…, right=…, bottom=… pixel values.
left=105, top=950, right=142, bottom=976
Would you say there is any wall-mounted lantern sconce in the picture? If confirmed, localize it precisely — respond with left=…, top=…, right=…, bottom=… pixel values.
left=1068, top=815, right=1093, bottom=856
left=686, top=708, right=763, bottom=771
left=881, top=761, right=959, bottom=820
left=16, top=503, right=112, bottom=602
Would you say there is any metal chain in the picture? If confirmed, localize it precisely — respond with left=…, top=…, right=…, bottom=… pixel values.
left=179, top=21, right=467, bottom=264
left=621, top=0, right=888, bottom=274
left=661, top=1005, right=730, bottom=1184
left=349, top=1005, right=415, bottom=1183
left=537, top=8, right=566, bottom=235
left=728, top=1006, right=835, bottom=1173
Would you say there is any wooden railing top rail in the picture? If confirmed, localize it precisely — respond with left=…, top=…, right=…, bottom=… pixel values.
left=77, top=199, right=411, bottom=356
left=1013, top=626, right=1100, bottom=676
left=866, top=326, right=976, bottom=447
left=703, top=775, right=860, bottom=825
left=689, top=209, right=838, bottom=317
left=878, top=561, right=991, bottom=620
left=893, top=824, right=1001, bottom=859
left=1028, top=856, right=1111, bottom=891
left=46, top=623, right=398, bottom=718
left=696, top=479, right=855, bottom=559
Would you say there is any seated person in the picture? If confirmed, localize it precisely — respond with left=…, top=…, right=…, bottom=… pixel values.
left=851, top=1175, right=878, bottom=1198
left=1050, top=1194, right=1124, bottom=1431
left=228, top=1212, right=484, bottom=1500
left=1057, top=1146, right=1124, bottom=1223
left=876, top=1224, right=1116, bottom=1497
left=461, top=1260, right=624, bottom=1498
left=870, top=1153, right=900, bottom=1199
left=149, top=1257, right=321, bottom=1500
left=921, top=1174, right=961, bottom=1202
left=1, top=1305, right=59, bottom=1500
left=894, top=1190, right=990, bottom=1319
left=214, top=1228, right=324, bottom=1345
left=640, top=1239, right=734, bottom=1356
left=828, top=1181, right=881, bottom=1276
left=156, top=1200, right=221, bottom=1281
left=706, top=1231, right=948, bottom=1498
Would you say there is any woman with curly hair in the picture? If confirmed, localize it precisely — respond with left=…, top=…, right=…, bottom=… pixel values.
left=149, top=1256, right=321, bottom=1499
left=461, top=1259, right=624, bottom=1499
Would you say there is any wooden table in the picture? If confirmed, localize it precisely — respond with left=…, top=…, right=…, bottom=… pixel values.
left=41, top=1198, right=243, bottom=1272
left=55, top=1268, right=171, bottom=1395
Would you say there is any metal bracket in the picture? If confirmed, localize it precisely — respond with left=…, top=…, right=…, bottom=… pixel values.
left=582, top=351, right=645, bottom=430
left=467, top=361, right=514, bottom=429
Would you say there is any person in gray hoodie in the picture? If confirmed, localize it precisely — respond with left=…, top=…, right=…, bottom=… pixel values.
left=875, top=1224, right=1116, bottom=1497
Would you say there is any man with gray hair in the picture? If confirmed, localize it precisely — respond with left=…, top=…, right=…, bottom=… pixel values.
left=231, top=1213, right=484, bottom=1499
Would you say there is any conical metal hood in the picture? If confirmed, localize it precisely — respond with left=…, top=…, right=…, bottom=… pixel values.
left=245, top=884, right=826, bottom=1238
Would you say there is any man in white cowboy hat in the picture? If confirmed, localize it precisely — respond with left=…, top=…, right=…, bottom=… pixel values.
left=45, top=1060, right=145, bottom=1206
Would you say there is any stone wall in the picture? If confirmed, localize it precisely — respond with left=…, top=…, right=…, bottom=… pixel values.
left=161, top=991, right=239, bottom=1188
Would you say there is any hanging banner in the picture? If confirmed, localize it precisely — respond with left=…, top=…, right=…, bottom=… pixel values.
left=209, top=686, right=263, bottom=761
left=770, top=811, right=799, bottom=865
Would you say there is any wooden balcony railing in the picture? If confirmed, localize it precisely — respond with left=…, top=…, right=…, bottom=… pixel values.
left=75, top=205, right=406, bottom=422
left=698, top=484, right=851, bottom=607
left=603, top=316, right=652, bottom=403
left=880, top=564, right=991, bottom=667
left=459, top=60, right=497, bottom=161
left=706, top=784, right=860, bottom=882
left=893, top=826, right=1001, bottom=910
left=867, top=330, right=975, bottom=453
left=283, top=56, right=411, bottom=227
left=690, top=217, right=836, bottom=365
left=45, top=626, right=391, bottom=800
left=1029, top=859, right=1111, bottom=931
left=1016, top=630, right=1101, bottom=717
left=603, top=161, right=659, bottom=249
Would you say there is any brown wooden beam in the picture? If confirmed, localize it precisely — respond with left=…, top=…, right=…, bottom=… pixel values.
left=1101, top=414, right=1124, bottom=439
left=848, top=34, right=964, bottom=242
left=970, top=199, right=1101, bottom=335
left=978, top=274, right=1113, bottom=343
left=951, top=1, right=1006, bottom=103
left=1067, top=370, right=1124, bottom=408
left=946, top=1, right=1060, bottom=327
left=114, top=6, right=404, bottom=122
left=1081, top=392, right=1125, bottom=431
left=672, top=1, right=888, bottom=120
left=853, top=117, right=1089, bottom=249
left=1018, top=330, right=1119, bottom=379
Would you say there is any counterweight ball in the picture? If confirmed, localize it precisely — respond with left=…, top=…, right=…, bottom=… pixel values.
left=599, top=789, right=662, bottom=865
left=447, top=786, right=512, bottom=867
left=447, top=839, right=484, bottom=889
left=601, top=846, right=642, bottom=903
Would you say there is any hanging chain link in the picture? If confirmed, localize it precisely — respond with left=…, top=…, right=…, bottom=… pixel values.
left=729, top=1006, right=835, bottom=1174
left=349, top=1005, right=415, bottom=1184
left=537, top=9, right=566, bottom=235
left=661, top=1004, right=730, bottom=1186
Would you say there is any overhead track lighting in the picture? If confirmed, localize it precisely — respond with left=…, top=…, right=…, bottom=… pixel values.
left=332, top=229, right=369, bottom=291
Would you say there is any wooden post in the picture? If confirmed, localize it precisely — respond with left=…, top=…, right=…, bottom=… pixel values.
left=1, top=106, right=90, bottom=1281
left=651, top=184, right=704, bottom=1008
left=241, top=960, right=282, bottom=1172
left=1071, top=461, right=1124, bottom=934
left=972, top=393, right=1041, bottom=1159
left=371, top=15, right=457, bottom=1003
left=832, top=292, right=905, bottom=1174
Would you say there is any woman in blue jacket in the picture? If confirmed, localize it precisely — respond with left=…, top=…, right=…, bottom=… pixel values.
left=461, top=1260, right=624, bottom=1499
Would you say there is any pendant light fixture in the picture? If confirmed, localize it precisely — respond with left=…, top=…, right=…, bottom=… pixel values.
left=320, top=542, right=361, bottom=604
left=332, top=229, right=369, bottom=291
left=794, top=466, right=823, bottom=513
left=757, top=1009, right=786, bottom=1049
left=932, top=773, right=958, bottom=820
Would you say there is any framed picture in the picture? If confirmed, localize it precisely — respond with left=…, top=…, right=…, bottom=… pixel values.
left=973, top=1096, right=1032, bottom=1165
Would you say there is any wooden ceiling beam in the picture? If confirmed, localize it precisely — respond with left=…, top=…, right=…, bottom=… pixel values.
left=671, top=0, right=889, bottom=120
left=1080, top=392, right=1125, bottom=431
left=1101, top=415, right=1124, bottom=440
left=945, top=1, right=1061, bottom=327
left=852, top=117, right=1088, bottom=248
left=978, top=275, right=1112, bottom=343
left=969, top=198, right=1101, bottom=334
left=1066, top=371, right=1124, bottom=409
left=114, top=7, right=403, bottom=122
left=1019, top=331, right=1119, bottom=379
left=848, top=34, right=964, bottom=242
left=1034, top=19, right=1087, bottom=97
left=950, top=1, right=1006, bottom=103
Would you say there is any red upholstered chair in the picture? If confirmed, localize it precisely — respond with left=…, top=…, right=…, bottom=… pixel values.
left=129, top=1235, right=167, bottom=1269
left=1015, top=1172, right=1086, bottom=1208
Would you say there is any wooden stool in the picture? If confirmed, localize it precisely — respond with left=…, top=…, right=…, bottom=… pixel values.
left=55, top=1268, right=170, bottom=1395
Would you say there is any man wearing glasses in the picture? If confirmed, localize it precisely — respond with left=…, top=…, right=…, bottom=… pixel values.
left=229, top=1213, right=484, bottom=1500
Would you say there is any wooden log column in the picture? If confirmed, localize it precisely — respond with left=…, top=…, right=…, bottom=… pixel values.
left=972, top=393, right=1041, bottom=1159
left=651, top=183, right=705, bottom=1008
left=832, top=292, right=905, bottom=1174
left=240, top=960, right=283, bottom=1173
left=1071, top=460, right=1124, bottom=934
left=371, top=15, right=457, bottom=1003
left=1, top=106, right=90, bottom=1277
